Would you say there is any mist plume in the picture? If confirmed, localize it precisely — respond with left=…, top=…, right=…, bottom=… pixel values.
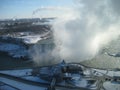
left=52, top=0, right=120, bottom=63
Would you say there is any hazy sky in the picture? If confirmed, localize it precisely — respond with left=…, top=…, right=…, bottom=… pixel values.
left=0, top=0, right=74, bottom=19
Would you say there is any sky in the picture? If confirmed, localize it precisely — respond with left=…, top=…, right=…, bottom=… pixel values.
left=0, top=0, right=75, bottom=19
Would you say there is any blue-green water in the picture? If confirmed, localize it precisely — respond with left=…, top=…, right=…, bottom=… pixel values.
left=1, top=37, right=120, bottom=70
left=82, top=37, right=120, bottom=69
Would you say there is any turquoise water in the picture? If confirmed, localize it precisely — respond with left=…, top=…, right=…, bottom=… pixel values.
left=1, top=37, right=120, bottom=70
left=82, top=37, right=120, bottom=69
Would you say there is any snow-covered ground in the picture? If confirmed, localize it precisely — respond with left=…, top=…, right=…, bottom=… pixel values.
left=0, top=77, right=46, bottom=90
left=0, top=31, right=51, bottom=59
left=0, top=42, right=28, bottom=58
left=18, top=35, right=42, bottom=44
left=0, top=67, right=120, bottom=90
left=17, top=31, right=50, bottom=44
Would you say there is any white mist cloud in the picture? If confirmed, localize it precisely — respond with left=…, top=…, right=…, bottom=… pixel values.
left=29, top=43, right=61, bottom=66
left=32, top=6, right=73, bottom=18
left=52, top=0, right=120, bottom=63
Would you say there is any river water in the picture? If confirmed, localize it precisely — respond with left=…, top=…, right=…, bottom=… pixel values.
left=1, top=37, right=120, bottom=70
left=82, top=37, right=120, bottom=69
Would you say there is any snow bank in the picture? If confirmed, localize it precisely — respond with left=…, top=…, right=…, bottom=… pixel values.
left=0, top=42, right=28, bottom=58
left=18, top=35, right=42, bottom=44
